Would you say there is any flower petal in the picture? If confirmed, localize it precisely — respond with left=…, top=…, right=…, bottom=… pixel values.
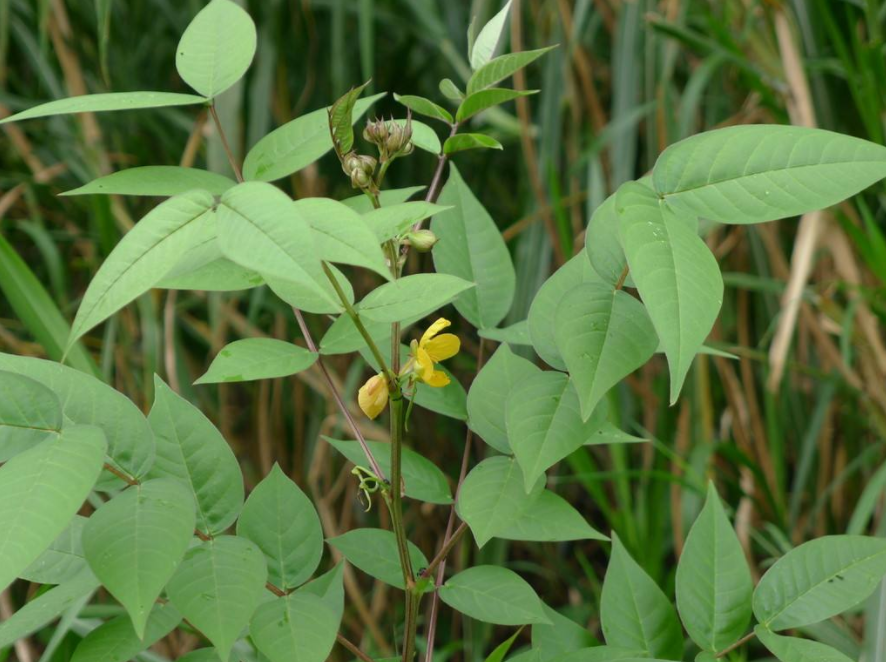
left=424, top=333, right=460, bottom=362
left=358, top=374, right=389, bottom=419
left=424, top=369, right=451, bottom=388
left=420, top=318, right=451, bottom=347
left=415, top=347, right=436, bottom=382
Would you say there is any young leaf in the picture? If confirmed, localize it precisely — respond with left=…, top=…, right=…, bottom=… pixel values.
left=470, top=1, right=513, bottom=70
left=467, top=47, right=557, bottom=94
left=755, top=626, right=855, bottom=662
left=753, top=535, right=886, bottom=631
left=616, top=181, right=723, bottom=404
left=324, top=438, right=452, bottom=504
left=432, top=164, right=515, bottom=329
left=653, top=125, right=886, bottom=225
left=356, top=273, right=474, bottom=323
left=236, top=464, right=323, bottom=590
left=0, top=92, right=207, bottom=125
left=456, top=456, right=544, bottom=547
left=496, top=490, right=608, bottom=542
left=242, top=94, right=384, bottom=182
left=506, top=371, right=607, bottom=491
left=600, top=533, right=684, bottom=660
left=467, top=344, right=540, bottom=454
left=363, top=201, right=450, bottom=242
left=0, top=354, right=154, bottom=480
left=531, top=605, right=598, bottom=660
left=67, top=189, right=217, bottom=350
left=166, top=536, right=267, bottom=662
left=554, top=283, right=658, bottom=421
left=327, top=528, right=429, bottom=590
left=82, top=479, right=195, bottom=637
left=0, top=426, right=106, bottom=592
left=19, top=516, right=88, bottom=584
left=175, top=0, right=257, bottom=99
left=250, top=593, right=340, bottom=662
left=457, top=89, right=537, bottom=123
left=70, top=601, right=181, bottom=662
left=0, top=371, right=62, bottom=462
left=62, top=167, right=236, bottom=197
left=675, top=483, right=753, bottom=652
left=148, top=378, right=244, bottom=536
left=440, top=78, right=465, bottom=101
left=196, top=338, right=317, bottom=384
left=439, top=566, right=550, bottom=625
left=394, top=93, right=453, bottom=124
left=443, top=133, right=503, bottom=154
left=329, top=81, right=370, bottom=157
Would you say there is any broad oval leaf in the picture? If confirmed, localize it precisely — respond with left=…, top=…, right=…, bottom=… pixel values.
left=62, top=167, right=235, bottom=197
left=0, top=426, right=106, bottom=592
left=327, top=528, right=429, bottom=590
left=148, top=377, right=244, bottom=536
left=676, top=483, right=753, bottom=652
left=0, top=370, right=62, bottom=462
left=753, top=535, right=886, bottom=631
left=469, top=1, right=512, bottom=70
left=356, top=273, right=474, bottom=323
left=496, top=490, right=608, bottom=542
left=653, top=125, right=886, bottom=225
left=467, top=47, right=557, bottom=94
left=236, top=464, right=323, bottom=590
left=175, top=0, right=256, bottom=99
left=600, top=533, right=684, bottom=660
left=616, top=181, right=723, bottom=404
left=67, top=189, right=217, bottom=350
left=82, top=478, right=195, bottom=638
left=456, top=456, right=544, bottom=547
left=70, top=602, right=181, bottom=662
left=20, top=516, right=88, bottom=584
left=394, top=94, right=453, bottom=124
left=166, top=535, right=267, bottom=662
left=0, top=92, right=206, bottom=125
left=439, top=566, right=549, bottom=625
left=364, top=201, right=450, bottom=243
left=755, top=626, right=855, bottom=662
left=555, top=283, right=658, bottom=421
left=432, top=164, right=515, bottom=328
left=457, top=88, right=537, bottom=123
left=196, top=338, right=317, bottom=384
left=443, top=133, right=503, bottom=154
left=250, top=593, right=339, bottom=662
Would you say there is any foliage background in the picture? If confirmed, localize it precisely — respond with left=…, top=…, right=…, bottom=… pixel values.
left=2, top=0, right=886, bottom=660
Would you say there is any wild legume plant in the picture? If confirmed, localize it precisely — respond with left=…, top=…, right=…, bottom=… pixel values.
left=2, top=2, right=886, bottom=662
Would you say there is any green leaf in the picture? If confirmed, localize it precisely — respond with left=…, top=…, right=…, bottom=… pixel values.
left=394, top=94, right=453, bottom=124
left=67, top=189, right=217, bottom=350
left=676, top=483, right=753, bottom=652
left=82, top=479, right=195, bottom=637
left=0, top=353, right=154, bottom=480
left=440, top=78, right=465, bottom=101
left=584, top=191, right=627, bottom=286
left=529, top=253, right=604, bottom=370
left=531, top=605, right=598, bottom=660
left=506, top=371, right=607, bottom=491
left=439, top=566, right=549, bottom=625
left=485, top=627, right=523, bottom=662
left=546, top=649, right=658, bottom=662
left=653, top=125, right=886, bottom=225
left=0, top=371, right=62, bottom=462
left=166, top=536, right=267, bottom=662
left=236, top=464, right=323, bottom=590
left=467, top=47, right=557, bottom=94
left=0, top=92, right=207, bottom=125
left=394, top=118, right=441, bottom=154
left=20, top=515, right=88, bottom=584
left=216, top=182, right=339, bottom=313
left=478, top=320, right=532, bottom=346
left=62, top=167, right=236, bottom=197
left=250, top=593, right=340, bottom=662
left=177, top=650, right=225, bottom=662
left=616, top=181, right=723, bottom=404
left=70, top=602, right=181, bottom=662
left=496, top=490, right=608, bottom=542
left=319, top=313, right=409, bottom=356
left=363, top=201, right=450, bottom=242
left=295, top=197, right=391, bottom=280
left=467, top=344, right=540, bottom=454
left=341, top=186, right=426, bottom=213
left=295, top=563, right=345, bottom=622
left=0, top=568, right=99, bottom=648
left=443, top=133, right=503, bottom=155
left=329, top=81, right=370, bottom=156
left=159, top=256, right=263, bottom=291
left=175, top=0, right=256, bottom=98
left=601, top=533, right=684, bottom=660
left=271, top=263, right=354, bottom=313
left=755, top=627, right=855, bottom=662
left=432, top=164, right=515, bottom=328
left=356, top=273, right=474, bottom=323
left=470, top=1, right=513, bottom=70
left=753, top=535, right=886, bottom=631
left=555, top=283, right=658, bottom=421
left=243, top=94, right=384, bottom=182
left=456, top=456, right=544, bottom=547
left=327, top=528, right=429, bottom=590
left=457, top=89, right=537, bottom=123
left=0, top=426, right=106, bottom=592
left=324, top=438, right=452, bottom=504
left=148, top=377, right=244, bottom=535
left=196, top=338, right=317, bottom=384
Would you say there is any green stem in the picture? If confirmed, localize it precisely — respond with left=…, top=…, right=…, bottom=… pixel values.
left=388, top=395, right=414, bottom=586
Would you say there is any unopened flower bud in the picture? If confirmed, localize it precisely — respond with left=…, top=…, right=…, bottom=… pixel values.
left=342, top=152, right=377, bottom=189
left=403, top=229, right=438, bottom=252
left=363, top=118, right=390, bottom=146
left=385, top=119, right=413, bottom=155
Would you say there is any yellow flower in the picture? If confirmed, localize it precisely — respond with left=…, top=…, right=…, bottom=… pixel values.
left=406, top=318, right=460, bottom=388
left=358, top=373, right=389, bottom=419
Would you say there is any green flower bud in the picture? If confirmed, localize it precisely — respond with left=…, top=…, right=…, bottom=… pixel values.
left=403, top=229, right=438, bottom=252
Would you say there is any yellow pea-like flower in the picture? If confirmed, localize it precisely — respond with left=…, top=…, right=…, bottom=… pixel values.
left=358, top=372, right=389, bottom=419
left=405, top=318, right=460, bottom=388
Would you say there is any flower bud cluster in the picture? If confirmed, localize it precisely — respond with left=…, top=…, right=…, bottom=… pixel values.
left=342, top=152, right=378, bottom=191
left=363, top=115, right=414, bottom=161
